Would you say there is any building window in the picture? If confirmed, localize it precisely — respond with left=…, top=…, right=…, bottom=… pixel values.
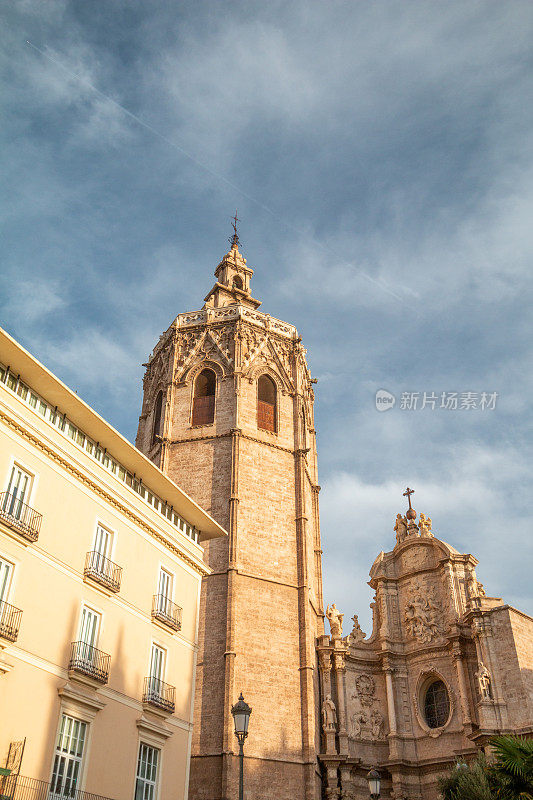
left=192, top=369, right=216, bottom=426
left=0, top=556, right=14, bottom=605
left=151, top=391, right=163, bottom=446
left=3, top=464, right=32, bottom=520
left=149, top=643, right=166, bottom=689
left=158, top=568, right=173, bottom=606
left=51, top=715, right=87, bottom=798
left=424, top=679, right=450, bottom=728
left=94, top=524, right=113, bottom=562
left=257, top=374, right=277, bottom=432
left=135, top=743, right=159, bottom=800
left=233, top=275, right=243, bottom=290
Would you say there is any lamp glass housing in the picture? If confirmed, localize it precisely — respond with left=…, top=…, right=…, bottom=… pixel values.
left=367, top=768, right=381, bottom=797
left=233, top=711, right=250, bottom=736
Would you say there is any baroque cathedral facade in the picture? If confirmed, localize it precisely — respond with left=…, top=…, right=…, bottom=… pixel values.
left=135, top=233, right=532, bottom=800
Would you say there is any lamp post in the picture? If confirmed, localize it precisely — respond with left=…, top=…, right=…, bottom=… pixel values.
left=231, top=693, right=252, bottom=800
left=367, top=768, right=381, bottom=799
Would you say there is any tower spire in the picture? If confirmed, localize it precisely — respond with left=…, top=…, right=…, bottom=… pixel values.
left=229, top=210, right=240, bottom=249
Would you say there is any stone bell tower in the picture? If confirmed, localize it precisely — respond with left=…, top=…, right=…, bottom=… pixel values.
left=136, top=226, right=325, bottom=800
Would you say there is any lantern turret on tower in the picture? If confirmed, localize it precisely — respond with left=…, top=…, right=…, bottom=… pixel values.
left=203, top=216, right=261, bottom=309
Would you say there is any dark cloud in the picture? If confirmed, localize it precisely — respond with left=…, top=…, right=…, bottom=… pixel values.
left=1, top=0, right=532, bottom=632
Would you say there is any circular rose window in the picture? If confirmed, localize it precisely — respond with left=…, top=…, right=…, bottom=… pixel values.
left=424, top=679, right=450, bottom=728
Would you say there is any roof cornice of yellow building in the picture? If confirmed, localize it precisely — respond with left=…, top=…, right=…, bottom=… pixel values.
left=0, top=326, right=227, bottom=543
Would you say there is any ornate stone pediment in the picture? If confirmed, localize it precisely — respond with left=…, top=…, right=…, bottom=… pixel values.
left=177, top=327, right=234, bottom=381
left=242, top=331, right=295, bottom=394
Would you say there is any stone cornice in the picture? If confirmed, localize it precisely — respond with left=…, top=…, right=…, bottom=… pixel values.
left=0, top=409, right=210, bottom=577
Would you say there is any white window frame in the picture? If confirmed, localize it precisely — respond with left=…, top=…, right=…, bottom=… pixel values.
left=50, top=713, right=88, bottom=799
left=0, top=555, right=14, bottom=605
left=3, top=460, right=36, bottom=520
left=78, top=604, right=102, bottom=649
left=149, top=643, right=166, bottom=685
left=93, top=522, right=115, bottom=562
left=134, top=742, right=160, bottom=800
left=157, top=567, right=174, bottom=618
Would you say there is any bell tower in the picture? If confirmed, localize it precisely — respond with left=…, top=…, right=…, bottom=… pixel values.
left=136, top=230, right=325, bottom=800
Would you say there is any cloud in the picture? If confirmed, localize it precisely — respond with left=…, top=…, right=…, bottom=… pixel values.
left=0, top=280, right=66, bottom=325
left=321, top=440, right=532, bottom=634
left=1, top=0, right=531, bottom=629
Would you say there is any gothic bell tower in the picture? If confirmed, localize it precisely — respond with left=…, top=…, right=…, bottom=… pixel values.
left=136, top=228, right=325, bottom=800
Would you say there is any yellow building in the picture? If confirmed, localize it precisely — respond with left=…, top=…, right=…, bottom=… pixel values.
left=0, top=327, right=226, bottom=800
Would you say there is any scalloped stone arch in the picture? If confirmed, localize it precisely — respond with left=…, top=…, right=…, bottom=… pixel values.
left=413, top=666, right=455, bottom=738
left=246, top=362, right=286, bottom=395
left=183, top=358, right=226, bottom=386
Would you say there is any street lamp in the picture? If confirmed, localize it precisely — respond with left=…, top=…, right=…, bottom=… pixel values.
left=231, top=693, right=252, bottom=800
left=367, top=768, right=381, bottom=799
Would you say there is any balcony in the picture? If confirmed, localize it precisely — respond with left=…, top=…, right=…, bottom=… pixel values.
left=151, top=594, right=182, bottom=631
left=0, top=773, right=117, bottom=800
left=0, top=601, right=22, bottom=643
left=0, top=492, right=42, bottom=542
left=68, top=641, right=110, bottom=684
left=84, top=551, right=122, bottom=593
left=142, top=676, right=175, bottom=714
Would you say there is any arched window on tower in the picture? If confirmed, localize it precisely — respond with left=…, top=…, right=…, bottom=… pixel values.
left=257, top=374, right=277, bottom=433
left=152, top=390, right=163, bottom=445
left=192, top=369, right=216, bottom=426
left=233, top=275, right=243, bottom=290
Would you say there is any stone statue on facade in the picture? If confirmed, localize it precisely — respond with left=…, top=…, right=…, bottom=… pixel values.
left=476, top=662, right=492, bottom=700
left=347, top=614, right=366, bottom=644
left=350, top=710, right=367, bottom=738
left=322, top=694, right=337, bottom=730
left=418, top=513, right=433, bottom=537
left=326, top=603, right=344, bottom=638
left=394, top=513, right=408, bottom=543
left=467, top=570, right=486, bottom=603
left=370, top=709, right=385, bottom=740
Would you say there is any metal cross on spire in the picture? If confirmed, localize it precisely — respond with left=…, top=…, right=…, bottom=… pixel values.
left=403, top=487, right=414, bottom=509
left=403, top=487, right=417, bottom=520
left=229, top=210, right=240, bottom=248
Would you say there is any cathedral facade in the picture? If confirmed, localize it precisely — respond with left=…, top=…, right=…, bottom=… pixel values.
left=318, top=500, right=533, bottom=800
left=136, top=233, right=532, bottom=800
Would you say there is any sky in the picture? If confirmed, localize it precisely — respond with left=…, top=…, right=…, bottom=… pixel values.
left=1, top=0, right=532, bottom=634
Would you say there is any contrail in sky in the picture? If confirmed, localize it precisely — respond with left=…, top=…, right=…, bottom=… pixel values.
left=25, top=39, right=404, bottom=301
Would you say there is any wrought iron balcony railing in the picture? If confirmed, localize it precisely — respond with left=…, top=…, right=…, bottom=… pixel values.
left=0, top=600, right=22, bottom=643
left=0, top=492, right=42, bottom=542
left=151, top=594, right=182, bottom=631
left=0, top=772, right=117, bottom=800
left=68, top=641, right=110, bottom=684
left=142, top=676, right=175, bottom=714
left=84, top=551, right=122, bottom=593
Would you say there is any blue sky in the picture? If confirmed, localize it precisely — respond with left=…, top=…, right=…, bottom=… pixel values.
left=2, top=0, right=532, bottom=633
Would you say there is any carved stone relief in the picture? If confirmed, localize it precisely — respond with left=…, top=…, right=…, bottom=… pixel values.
left=348, top=673, right=387, bottom=741
left=404, top=579, right=447, bottom=643
left=355, top=674, right=375, bottom=707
